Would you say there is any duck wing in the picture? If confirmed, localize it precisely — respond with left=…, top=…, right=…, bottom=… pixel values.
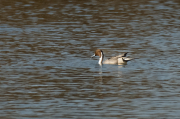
left=104, top=56, right=118, bottom=64
left=122, top=57, right=134, bottom=62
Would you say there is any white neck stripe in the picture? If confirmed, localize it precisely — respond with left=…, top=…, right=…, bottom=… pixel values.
left=99, top=52, right=104, bottom=65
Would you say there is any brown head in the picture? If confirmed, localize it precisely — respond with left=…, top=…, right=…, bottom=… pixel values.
left=95, top=49, right=103, bottom=57
left=91, top=49, right=103, bottom=58
left=91, top=49, right=104, bottom=65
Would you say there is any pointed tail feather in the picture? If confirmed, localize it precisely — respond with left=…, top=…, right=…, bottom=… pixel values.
left=117, top=52, right=128, bottom=57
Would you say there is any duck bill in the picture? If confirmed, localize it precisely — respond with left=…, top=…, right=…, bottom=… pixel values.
left=91, top=54, right=95, bottom=58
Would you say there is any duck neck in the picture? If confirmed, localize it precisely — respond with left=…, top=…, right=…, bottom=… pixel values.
left=99, top=52, right=104, bottom=65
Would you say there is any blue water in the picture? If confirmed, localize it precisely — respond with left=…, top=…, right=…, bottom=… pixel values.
left=0, top=0, right=180, bottom=118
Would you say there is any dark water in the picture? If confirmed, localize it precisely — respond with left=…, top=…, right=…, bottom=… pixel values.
left=0, top=0, right=180, bottom=118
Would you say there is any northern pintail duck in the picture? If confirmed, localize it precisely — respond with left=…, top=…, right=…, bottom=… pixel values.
left=91, top=49, right=134, bottom=65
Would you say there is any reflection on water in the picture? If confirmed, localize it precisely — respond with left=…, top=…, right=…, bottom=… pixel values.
left=0, top=0, right=180, bottom=118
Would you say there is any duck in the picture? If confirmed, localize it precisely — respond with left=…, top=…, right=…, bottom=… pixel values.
left=91, top=49, right=134, bottom=65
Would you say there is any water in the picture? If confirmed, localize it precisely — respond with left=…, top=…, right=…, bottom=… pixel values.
left=0, top=0, right=180, bottom=118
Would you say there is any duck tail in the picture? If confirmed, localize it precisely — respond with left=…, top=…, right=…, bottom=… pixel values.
left=122, top=57, right=134, bottom=62
left=122, top=52, right=128, bottom=57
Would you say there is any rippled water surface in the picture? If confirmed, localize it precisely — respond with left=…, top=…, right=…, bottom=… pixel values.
left=0, top=0, right=180, bottom=118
